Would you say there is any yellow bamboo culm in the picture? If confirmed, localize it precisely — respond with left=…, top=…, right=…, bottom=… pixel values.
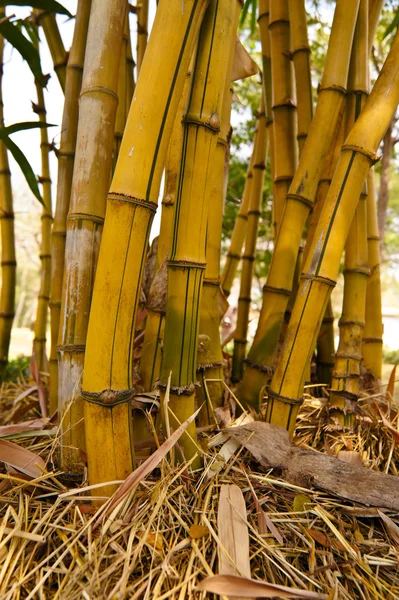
left=35, top=11, right=67, bottom=92
left=330, top=0, right=369, bottom=427
left=82, top=0, right=209, bottom=491
left=232, top=93, right=267, bottom=382
left=136, top=0, right=148, bottom=77
left=258, top=0, right=275, bottom=231
left=58, top=0, right=127, bottom=475
left=159, top=0, right=240, bottom=464
left=0, top=29, right=16, bottom=380
left=267, top=24, right=399, bottom=434
left=139, top=72, right=191, bottom=394
left=126, top=12, right=135, bottom=112
left=235, top=0, right=360, bottom=411
left=288, top=0, right=313, bottom=154
left=220, top=129, right=256, bottom=298
left=32, top=34, right=52, bottom=377
left=269, top=0, right=297, bottom=235
left=49, top=0, right=91, bottom=414
left=113, top=12, right=130, bottom=170
left=362, top=169, right=383, bottom=389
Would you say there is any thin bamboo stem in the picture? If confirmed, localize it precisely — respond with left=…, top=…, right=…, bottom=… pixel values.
left=113, top=12, right=130, bottom=171
left=267, top=24, right=399, bottom=434
left=232, top=93, right=267, bottom=382
left=58, top=0, right=127, bottom=474
left=49, top=0, right=92, bottom=415
left=235, top=0, right=360, bottom=411
left=136, top=0, right=148, bottom=76
left=288, top=0, right=313, bottom=155
left=159, top=0, right=240, bottom=464
left=82, top=0, right=209, bottom=491
left=329, top=0, right=369, bottom=426
left=35, top=11, right=67, bottom=92
left=33, top=32, right=53, bottom=376
left=0, top=28, right=16, bottom=381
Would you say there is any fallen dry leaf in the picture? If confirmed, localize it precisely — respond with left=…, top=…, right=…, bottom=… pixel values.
left=308, top=529, right=331, bottom=548
left=189, top=524, right=209, bottom=539
left=0, top=439, right=46, bottom=478
left=196, top=574, right=328, bottom=598
left=337, top=451, right=363, bottom=466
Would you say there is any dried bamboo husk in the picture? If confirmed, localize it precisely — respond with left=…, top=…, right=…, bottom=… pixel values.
left=235, top=0, right=360, bottom=412
left=49, top=0, right=92, bottom=414
left=82, top=0, right=209, bottom=492
left=266, top=23, right=399, bottom=434
left=159, top=0, right=240, bottom=465
left=0, top=26, right=16, bottom=381
left=57, top=0, right=127, bottom=474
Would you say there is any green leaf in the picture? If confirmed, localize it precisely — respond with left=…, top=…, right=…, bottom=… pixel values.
left=383, top=10, right=399, bottom=40
left=0, top=19, right=47, bottom=87
left=240, top=0, right=257, bottom=33
left=0, top=134, right=43, bottom=204
left=0, top=0, right=72, bottom=17
left=0, top=120, right=54, bottom=136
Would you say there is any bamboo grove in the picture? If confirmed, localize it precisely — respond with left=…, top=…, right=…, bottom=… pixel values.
left=0, top=0, right=398, bottom=490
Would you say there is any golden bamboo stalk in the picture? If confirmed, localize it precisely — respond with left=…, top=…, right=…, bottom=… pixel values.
left=269, top=0, right=297, bottom=234
left=113, top=12, right=130, bottom=170
left=232, top=93, right=267, bottom=382
left=136, top=0, right=148, bottom=76
left=49, top=0, right=92, bottom=415
left=235, top=0, right=360, bottom=411
left=58, top=0, right=127, bottom=474
left=330, top=0, right=369, bottom=426
left=288, top=0, right=313, bottom=154
left=32, top=34, right=53, bottom=376
left=139, top=72, right=191, bottom=394
left=267, top=24, right=399, bottom=434
left=126, top=13, right=135, bottom=111
left=159, top=0, right=240, bottom=464
left=82, top=0, right=209, bottom=491
left=362, top=168, right=383, bottom=388
left=0, top=30, right=16, bottom=381
left=36, top=11, right=67, bottom=92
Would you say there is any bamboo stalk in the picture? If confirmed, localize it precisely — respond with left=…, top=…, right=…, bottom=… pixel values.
left=269, top=0, right=297, bottom=235
left=0, top=28, right=16, bottom=381
left=139, top=72, right=191, bottom=394
left=159, top=0, right=240, bottom=464
left=266, top=24, right=399, bottom=434
left=136, top=0, right=148, bottom=76
left=35, top=11, right=67, bottom=92
left=235, top=0, right=360, bottom=411
left=49, top=0, right=92, bottom=415
left=58, top=0, right=127, bottom=474
left=32, top=31, right=53, bottom=376
left=126, top=14, right=135, bottom=112
left=362, top=168, right=383, bottom=389
left=329, top=0, right=369, bottom=426
left=82, top=0, right=209, bottom=491
left=113, top=12, right=130, bottom=170
left=288, top=0, right=313, bottom=155
left=232, top=93, right=267, bottom=382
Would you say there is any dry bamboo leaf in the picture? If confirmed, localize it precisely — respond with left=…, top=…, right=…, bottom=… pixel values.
left=13, top=385, right=39, bottom=403
left=231, top=38, right=258, bottom=82
left=101, top=407, right=201, bottom=520
left=217, top=484, right=252, bottom=600
left=196, top=575, right=328, bottom=598
left=0, top=418, right=49, bottom=438
left=264, top=513, right=284, bottom=544
left=308, top=529, right=331, bottom=548
left=228, top=421, right=399, bottom=510
left=376, top=406, right=399, bottom=445
left=189, top=524, right=209, bottom=539
left=0, top=439, right=46, bottom=478
left=386, top=364, right=397, bottom=401
left=377, top=510, right=399, bottom=546
left=137, top=530, right=164, bottom=551
left=337, top=451, right=363, bottom=466
left=30, top=354, right=48, bottom=418
left=293, top=495, right=311, bottom=513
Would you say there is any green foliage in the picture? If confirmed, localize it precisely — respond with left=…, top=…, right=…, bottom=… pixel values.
left=0, top=0, right=71, bottom=17
left=383, top=348, right=399, bottom=365
left=3, top=355, right=30, bottom=381
left=0, top=121, right=55, bottom=205
left=0, top=19, right=47, bottom=86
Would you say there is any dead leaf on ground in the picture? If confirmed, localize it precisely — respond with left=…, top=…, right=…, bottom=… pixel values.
left=196, top=574, right=328, bottom=598
left=0, top=439, right=46, bottom=478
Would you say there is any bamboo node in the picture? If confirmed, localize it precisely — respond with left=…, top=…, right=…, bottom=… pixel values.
left=267, top=387, right=302, bottom=406
left=1, top=260, right=16, bottom=266
left=362, top=337, right=383, bottom=345
left=227, top=252, right=242, bottom=260
left=322, top=316, right=334, bottom=324
left=157, top=380, right=199, bottom=396
left=67, top=213, right=105, bottom=226
left=300, top=273, right=336, bottom=288
left=291, top=46, right=311, bottom=57
left=334, top=351, right=362, bottom=361
left=272, top=101, right=297, bottom=110
left=286, top=193, right=313, bottom=210
left=162, top=193, right=174, bottom=206
left=0, top=312, right=15, bottom=319
left=38, top=295, right=50, bottom=301
left=80, top=85, right=118, bottom=103
left=167, top=259, right=206, bottom=269
left=236, top=214, right=248, bottom=221
left=203, top=277, right=220, bottom=287
left=262, top=284, right=291, bottom=297
left=0, top=168, right=11, bottom=175
left=343, top=267, right=370, bottom=277
left=56, top=344, right=86, bottom=353
left=0, top=211, right=14, bottom=219
left=253, top=163, right=266, bottom=171
left=183, top=113, right=220, bottom=133
left=318, top=84, right=347, bottom=96
left=342, top=144, right=380, bottom=164
left=108, top=193, right=158, bottom=213
left=68, top=63, right=84, bottom=72
left=82, top=388, right=134, bottom=407
left=244, top=359, right=274, bottom=375
left=196, top=361, right=225, bottom=372
left=39, top=254, right=51, bottom=260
